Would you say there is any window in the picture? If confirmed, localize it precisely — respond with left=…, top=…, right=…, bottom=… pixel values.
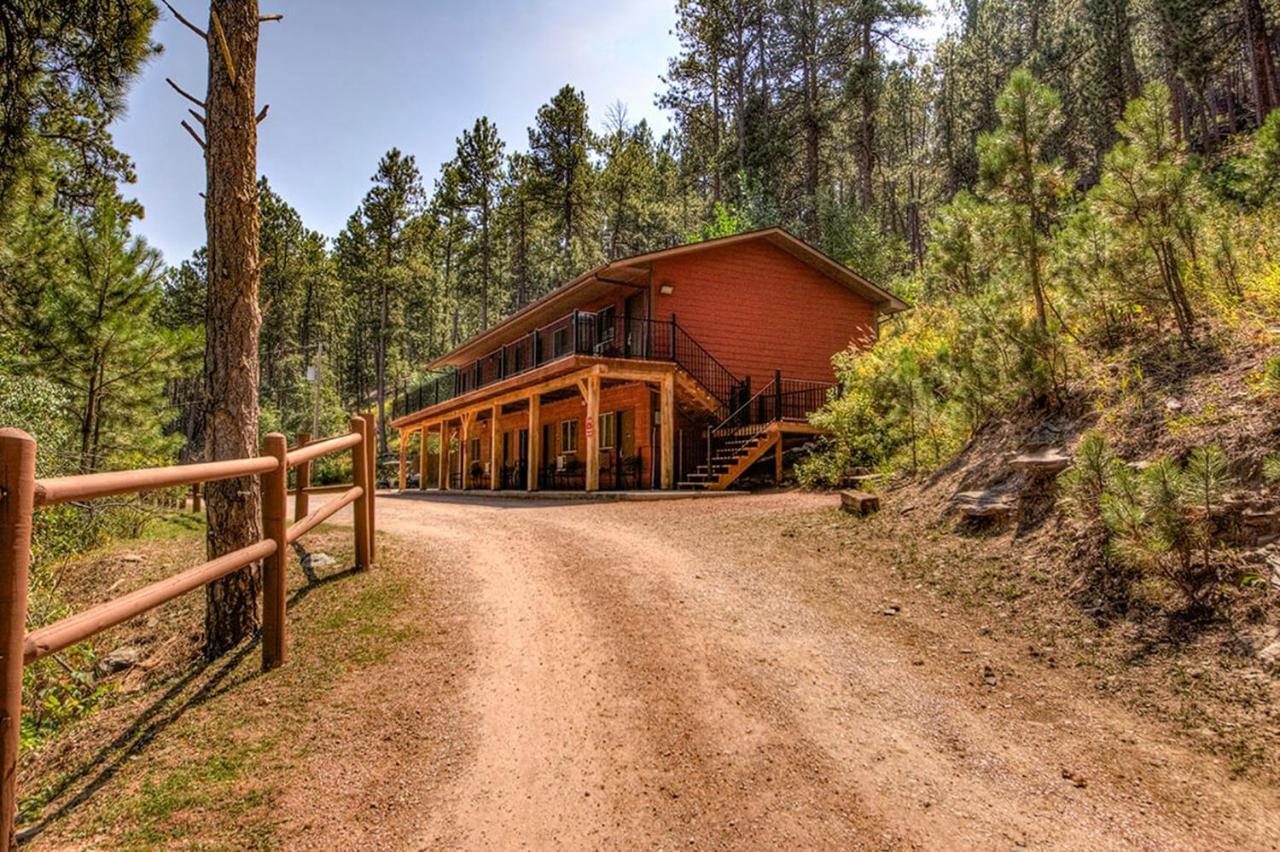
left=599, top=411, right=617, bottom=450
left=560, top=419, right=578, bottom=453
left=553, top=327, right=569, bottom=357
left=469, top=437, right=480, bottom=461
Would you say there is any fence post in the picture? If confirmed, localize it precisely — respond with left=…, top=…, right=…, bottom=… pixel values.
left=351, top=417, right=371, bottom=569
left=669, top=314, right=677, bottom=360
left=294, top=432, right=311, bottom=523
left=0, top=429, right=36, bottom=849
left=361, top=412, right=376, bottom=563
left=261, top=433, right=288, bottom=671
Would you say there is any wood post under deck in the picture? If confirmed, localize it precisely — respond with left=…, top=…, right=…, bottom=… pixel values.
left=419, top=424, right=428, bottom=489
left=397, top=429, right=407, bottom=491
left=489, top=404, right=501, bottom=490
left=460, top=413, right=472, bottom=490
left=584, top=373, right=600, bottom=492
left=437, top=422, right=448, bottom=490
left=527, top=393, right=541, bottom=491
left=660, top=373, right=675, bottom=489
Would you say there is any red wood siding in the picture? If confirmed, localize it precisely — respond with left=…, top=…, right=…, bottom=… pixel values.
left=650, top=239, right=877, bottom=387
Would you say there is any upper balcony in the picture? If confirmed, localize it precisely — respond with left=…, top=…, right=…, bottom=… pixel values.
left=391, top=308, right=743, bottom=422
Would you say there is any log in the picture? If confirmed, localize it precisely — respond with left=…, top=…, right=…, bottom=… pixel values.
left=840, top=490, right=880, bottom=516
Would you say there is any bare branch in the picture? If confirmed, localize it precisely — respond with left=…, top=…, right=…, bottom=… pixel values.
left=188, top=108, right=206, bottom=125
left=210, top=9, right=238, bottom=87
left=259, top=13, right=284, bottom=22
left=180, top=119, right=206, bottom=150
left=255, top=104, right=269, bottom=124
left=160, top=0, right=207, bottom=40
left=165, top=77, right=205, bottom=109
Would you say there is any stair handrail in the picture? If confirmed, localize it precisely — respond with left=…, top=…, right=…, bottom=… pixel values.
left=712, top=377, right=776, bottom=433
left=670, top=320, right=744, bottom=412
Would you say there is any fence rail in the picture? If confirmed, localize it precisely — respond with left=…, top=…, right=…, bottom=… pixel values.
left=0, top=414, right=380, bottom=846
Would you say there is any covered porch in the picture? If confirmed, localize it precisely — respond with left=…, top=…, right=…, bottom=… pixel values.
left=392, top=358, right=681, bottom=494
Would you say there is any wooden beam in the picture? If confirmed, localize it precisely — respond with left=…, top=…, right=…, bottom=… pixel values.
left=775, top=435, right=784, bottom=484
left=527, top=394, right=541, bottom=491
left=390, top=355, right=676, bottom=429
left=585, top=374, right=600, bottom=492
left=660, top=373, right=675, bottom=489
left=489, top=404, right=501, bottom=490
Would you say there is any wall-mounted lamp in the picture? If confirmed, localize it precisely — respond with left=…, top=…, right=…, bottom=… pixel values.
left=659, top=283, right=675, bottom=295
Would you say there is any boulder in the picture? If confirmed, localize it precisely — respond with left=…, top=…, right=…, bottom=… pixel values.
left=97, top=645, right=144, bottom=675
left=1010, top=448, right=1072, bottom=476
left=840, top=490, right=880, bottom=516
left=953, top=490, right=1017, bottom=518
left=1259, top=640, right=1280, bottom=672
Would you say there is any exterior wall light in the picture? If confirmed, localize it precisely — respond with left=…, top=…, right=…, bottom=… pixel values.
left=659, top=284, right=674, bottom=295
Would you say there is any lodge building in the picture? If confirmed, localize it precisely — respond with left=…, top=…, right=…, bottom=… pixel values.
left=389, top=228, right=907, bottom=493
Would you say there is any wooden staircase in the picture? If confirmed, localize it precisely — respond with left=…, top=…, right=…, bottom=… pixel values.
left=679, top=424, right=780, bottom=491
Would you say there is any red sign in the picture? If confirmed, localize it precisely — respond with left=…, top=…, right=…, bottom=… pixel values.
left=584, top=417, right=593, bottom=439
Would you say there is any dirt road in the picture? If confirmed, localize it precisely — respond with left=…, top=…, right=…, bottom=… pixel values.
left=280, top=491, right=1280, bottom=850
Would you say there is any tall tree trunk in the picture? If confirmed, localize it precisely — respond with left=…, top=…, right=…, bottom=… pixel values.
left=802, top=48, right=819, bottom=242
left=1242, top=0, right=1278, bottom=119
left=203, top=0, right=263, bottom=659
left=376, top=266, right=388, bottom=456
left=857, top=22, right=875, bottom=213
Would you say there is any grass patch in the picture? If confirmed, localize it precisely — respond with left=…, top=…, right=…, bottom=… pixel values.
left=18, top=531, right=422, bottom=849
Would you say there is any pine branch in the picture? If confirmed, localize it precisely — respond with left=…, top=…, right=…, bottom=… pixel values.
left=256, top=104, right=269, bottom=124
left=180, top=119, right=206, bottom=150
left=165, top=77, right=205, bottom=109
left=160, top=0, right=207, bottom=40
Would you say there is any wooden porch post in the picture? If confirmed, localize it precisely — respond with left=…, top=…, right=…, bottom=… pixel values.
left=418, top=424, right=428, bottom=490
left=660, top=373, right=675, bottom=489
left=489, top=404, right=501, bottom=490
left=397, top=428, right=407, bottom=491
left=460, top=413, right=472, bottom=490
left=528, top=393, right=541, bottom=491
left=775, top=435, right=784, bottom=484
left=585, top=374, right=601, bottom=492
left=438, top=422, right=449, bottom=491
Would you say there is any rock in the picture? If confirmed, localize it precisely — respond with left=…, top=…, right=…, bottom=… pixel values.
left=1061, top=768, right=1088, bottom=788
left=1010, top=448, right=1072, bottom=475
left=308, top=552, right=338, bottom=570
left=1164, top=398, right=1183, bottom=412
left=840, top=490, right=880, bottom=516
left=1259, top=640, right=1280, bottom=672
left=982, top=665, right=998, bottom=686
left=953, top=490, right=1017, bottom=519
left=97, top=645, right=144, bottom=675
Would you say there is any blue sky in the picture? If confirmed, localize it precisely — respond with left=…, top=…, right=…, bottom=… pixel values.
left=114, top=1, right=947, bottom=265
left=113, top=0, right=680, bottom=264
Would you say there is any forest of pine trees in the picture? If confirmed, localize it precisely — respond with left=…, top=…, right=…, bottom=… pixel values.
left=2, top=0, right=1279, bottom=473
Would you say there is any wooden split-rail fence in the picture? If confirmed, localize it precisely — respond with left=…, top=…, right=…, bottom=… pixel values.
left=0, top=412, right=380, bottom=847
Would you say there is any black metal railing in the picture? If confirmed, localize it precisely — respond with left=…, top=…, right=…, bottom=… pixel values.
left=695, top=372, right=834, bottom=482
left=393, top=308, right=751, bottom=419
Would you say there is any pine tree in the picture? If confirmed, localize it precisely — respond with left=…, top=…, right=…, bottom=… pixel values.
left=455, top=117, right=506, bottom=329
left=528, top=85, right=598, bottom=278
